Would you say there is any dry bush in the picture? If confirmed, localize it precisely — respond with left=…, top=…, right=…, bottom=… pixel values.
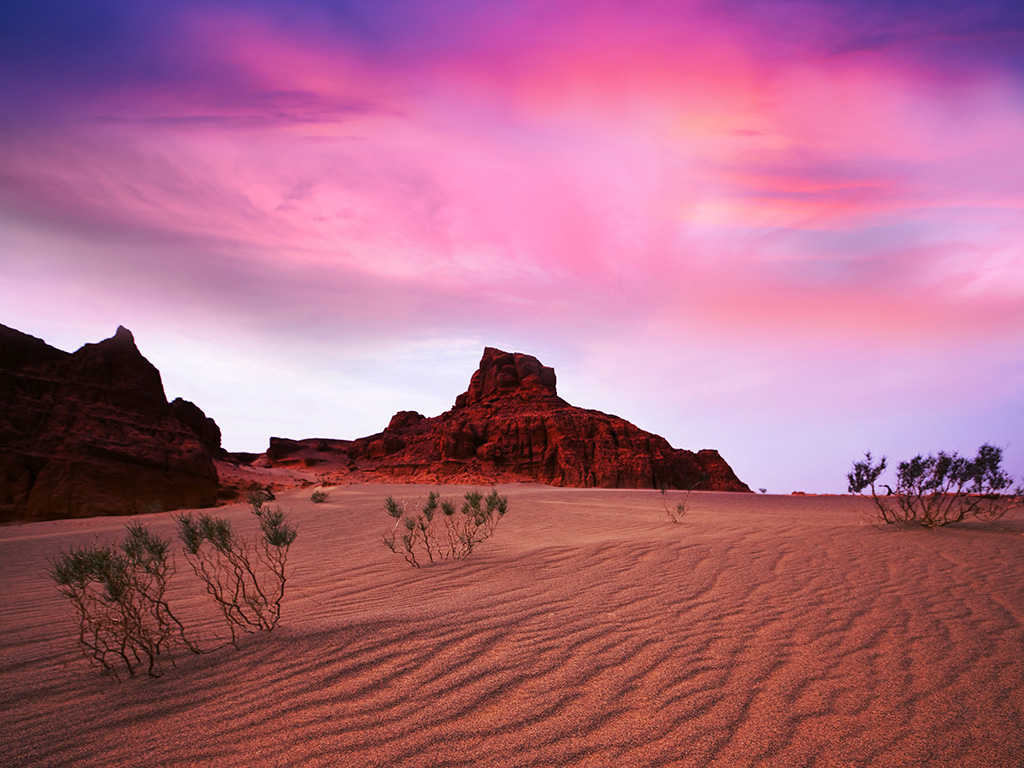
left=660, top=489, right=688, bottom=523
left=382, top=489, right=508, bottom=567
left=659, top=474, right=705, bottom=523
left=50, top=494, right=299, bottom=678
left=848, top=444, right=1022, bottom=529
left=175, top=493, right=297, bottom=644
left=48, top=522, right=199, bottom=679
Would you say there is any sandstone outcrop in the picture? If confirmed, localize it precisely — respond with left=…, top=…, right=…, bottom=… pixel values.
left=0, top=325, right=220, bottom=522
left=170, top=397, right=223, bottom=456
left=265, top=347, right=750, bottom=491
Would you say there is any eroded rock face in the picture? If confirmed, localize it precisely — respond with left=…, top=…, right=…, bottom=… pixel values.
left=0, top=325, right=220, bottom=522
left=265, top=348, right=750, bottom=491
left=455, top=347, right=558, bottom=406
left=170, top=397, right=223, bottom=456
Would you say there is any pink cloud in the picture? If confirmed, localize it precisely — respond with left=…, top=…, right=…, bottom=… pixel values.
left=3, top=0, right=1022, bottom=489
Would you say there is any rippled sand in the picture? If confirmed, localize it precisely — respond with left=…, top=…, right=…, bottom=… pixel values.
left=2, top=486, right=1023, bottom=767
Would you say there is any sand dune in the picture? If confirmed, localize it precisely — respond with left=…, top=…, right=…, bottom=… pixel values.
left=2, top=486, right=1023, bottom=767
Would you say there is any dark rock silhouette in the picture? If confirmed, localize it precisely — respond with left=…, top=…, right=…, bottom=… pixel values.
left=0, top=325, right=219, bottom=522
left=264, top=347, right=751, bottom=491
left=170, top=397, right=223, bottom=456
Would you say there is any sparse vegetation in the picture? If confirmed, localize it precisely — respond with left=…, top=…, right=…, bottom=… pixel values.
left=48, top=522, right=199, bottom=679
left=659, top=474, right=705, bottom=523
left=660, top=488, right=687, bottom=523
left=848, top=444, right=1022, bottom=528
left=50, top=494, right=299, bottom=678
left=176, top=494, right=297, bottom=644
left=310, top=490, right=328, bottom=503
left=382, top=489, right=509, bottom=567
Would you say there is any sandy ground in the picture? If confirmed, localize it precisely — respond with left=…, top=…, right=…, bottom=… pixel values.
left=2, top=486, right=1023, bottom=767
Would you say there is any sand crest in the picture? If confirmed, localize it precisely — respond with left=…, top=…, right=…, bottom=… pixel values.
left=2, top=486, right=1022, bottom=767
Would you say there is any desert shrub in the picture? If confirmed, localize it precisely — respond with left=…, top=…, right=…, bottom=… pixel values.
left=848, top=444, right=1022, bottom=528
left=48, top=522, right=198, bottom=679
left=659, top=489, right=692, bottom=528
left=310, top=490, right=328, bottom=504
left=382, top=489, right=509, bottom=567
left=660, top=488, right=688, bottom=523
left=175, top=495, right=297, bottom=644
left=659, top=474, right=705, bottom=523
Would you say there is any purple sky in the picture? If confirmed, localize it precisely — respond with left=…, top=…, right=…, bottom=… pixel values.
left=2, top=0, right=1023, bottom=492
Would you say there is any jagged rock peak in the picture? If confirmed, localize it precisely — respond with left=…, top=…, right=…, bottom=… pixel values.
left=112, top=325, right=136, bottom=345
left=455, top=347, right=558, bottom=407
left=69, top=325, right=167, bottom=409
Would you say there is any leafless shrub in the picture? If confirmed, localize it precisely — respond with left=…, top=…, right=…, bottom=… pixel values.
left=659, top=474, right=705, bottom=523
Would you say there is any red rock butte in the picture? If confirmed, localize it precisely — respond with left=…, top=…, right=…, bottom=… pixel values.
left=1, top=329, right=750, bottom=522
left=263, top=347, right=751, bottom=492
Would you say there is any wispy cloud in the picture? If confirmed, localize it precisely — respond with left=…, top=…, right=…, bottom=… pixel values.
left=2, top=0, right=1022, bottom=489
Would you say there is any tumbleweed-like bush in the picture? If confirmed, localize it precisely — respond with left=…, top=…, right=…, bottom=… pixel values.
left=48, top=522, right=199, bottom=679
left=848, top=444, right=1022, bottom=529
left=175, top=494, right=297, bottom=644
left=382, top=489, right=509, bottom=567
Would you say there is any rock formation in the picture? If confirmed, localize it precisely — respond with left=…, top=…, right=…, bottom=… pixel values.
left=170, top=397, right=223, bottom=456
left=264, top=347, right=750, bottom=491
left=0, top=325, right=220, bottom=522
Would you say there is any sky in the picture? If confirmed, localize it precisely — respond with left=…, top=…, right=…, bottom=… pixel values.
left=2, top=0, right=1023, bottom=493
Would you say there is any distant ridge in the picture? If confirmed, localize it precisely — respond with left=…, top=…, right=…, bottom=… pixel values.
left=262, top=347, right=751, bottom=492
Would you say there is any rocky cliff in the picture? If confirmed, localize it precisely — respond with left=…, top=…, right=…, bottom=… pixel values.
left=0, top=325, right=220, bottom=522
left=264, top=347, right=750, bottom=491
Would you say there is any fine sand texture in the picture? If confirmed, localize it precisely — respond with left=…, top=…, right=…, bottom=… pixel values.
left=2, top=486, right=1023, bottom=767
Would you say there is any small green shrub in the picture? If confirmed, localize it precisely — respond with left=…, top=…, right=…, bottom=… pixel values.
left=382, top=489, right=508, bottom=567
left=50, top=494, right=300, bottom=678
left=310, top=490, right=328, bottom=504
left=48, top=522, right=198, bottom=679
left=848, top=444, right=1022, bottom=528
left=176, top=495, right=297, bottom=644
